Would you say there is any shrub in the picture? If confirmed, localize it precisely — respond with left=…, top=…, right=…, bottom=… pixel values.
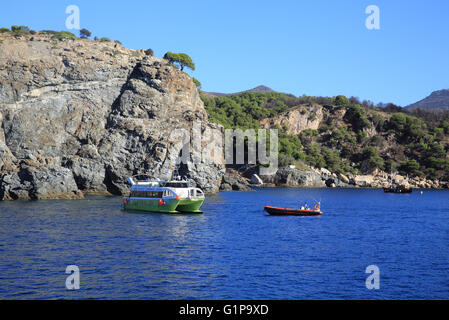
left=335, top=95, right=349, bottom=107
left=321, top=147, right=341, bottom=172
left=11, top=25, right=29, bottom=32
left=441, top=121, right=449, bottom=134
left=192, top=77, right=201, bottom=89
left=384, top=159, right=396, bottom=173
left=299, top=129, right=318, bottom=145
left=39, top=30, right=57, bottom=35
left=389, top=113, right=407, bottom=131
left=52, top=31, right=77, bottom=40
left=278, top=153, right=296, bottom=168
left=99, top=37, right=111, bottom=42
left=404, top=116, right=425, bottom=140
left=145, top=48, right=154, bottom=56
left=0, top=27, right=10, bottom=33
left=279, top=132, right=303, bottom=159
left=400, top=159, right=420, bottom=176
left=360, top=146, right=384, bottom=169
left=344, top=104, right=371, bottom=132
left=304, top=144, right=326, bottom=168
left=11, top=25, right=30, bottom=36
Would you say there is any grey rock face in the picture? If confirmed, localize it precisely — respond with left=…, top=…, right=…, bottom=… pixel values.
left=261, top=168, right=326, bottom=187
left=220, top=169, right=252, bottom=191
left=250, top=174, right=264, bottom=185
left=0, top=166, right=82, bottom=200
left=0, top=34, right=225, bottom=200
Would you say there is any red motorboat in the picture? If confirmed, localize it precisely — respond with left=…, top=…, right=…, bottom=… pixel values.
left=264, top=202, right=322, bottom=216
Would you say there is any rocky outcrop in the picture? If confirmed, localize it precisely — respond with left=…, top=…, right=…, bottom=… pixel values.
left=260, top=104, right=324, bottom=135
left=220, top=169, right=252, bottom=191
left=254, top=166, right=445, bottom=190
left=0, top=166, right=82, bottom=200
left=261, top=167, right=326, bottom=187
left=0, top=33, right=225, bottom=200
left=250, top=174, right=263, bottom=185
left=349, top=170, right=445, bottom=189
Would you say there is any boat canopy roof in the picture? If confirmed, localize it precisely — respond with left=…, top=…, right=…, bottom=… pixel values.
left=128, top=176, right=191, bottom=188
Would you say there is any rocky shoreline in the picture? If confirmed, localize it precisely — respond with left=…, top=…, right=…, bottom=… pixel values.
left=220, top=167, right=449, bottom=191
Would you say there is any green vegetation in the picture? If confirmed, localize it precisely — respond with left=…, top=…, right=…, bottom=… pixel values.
left=202, top=92, right=289, bottom=129
left=360, top=146, right=384, bottom=169
left=192, top=77, right=201, bottom=89
left=11, top=25, right=31, bottom=36
left=0, top=25, right=37, bottom=37
left=344, top=104, right=371, bottom=133
left=163, top=52, right=195, bottom=71
left=335, top=95, right=349, bottom=108
left=0, top=25, right=124, bottom=47
left=79, top=28, right=91, bottom=38
left=202, top=92, right=449, bottom=181
left=52, top=31, right=77, bottom=40
left=39, top=30, right=58, bottom=35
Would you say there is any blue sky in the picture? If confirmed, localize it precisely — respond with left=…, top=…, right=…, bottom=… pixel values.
left=1, top=0, right=448, bottom=106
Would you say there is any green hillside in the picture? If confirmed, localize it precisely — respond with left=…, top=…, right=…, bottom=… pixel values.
left=202, top=92, right=449, bottom=182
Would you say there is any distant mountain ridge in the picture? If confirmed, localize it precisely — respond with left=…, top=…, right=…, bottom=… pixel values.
left=406, top=89, right=449, bottom=110
left=206, top=85, right=275, bottom=97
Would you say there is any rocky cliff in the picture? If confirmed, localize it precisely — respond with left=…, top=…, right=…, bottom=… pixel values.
left=0, top=33, right=225, bottom=200
left=259, top=103, right=325, bottom=135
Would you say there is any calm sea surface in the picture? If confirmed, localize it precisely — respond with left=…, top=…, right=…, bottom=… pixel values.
left=0, top=188, right=448, bottom=299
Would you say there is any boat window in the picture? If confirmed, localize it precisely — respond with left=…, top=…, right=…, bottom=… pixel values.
left=130, top=191, right=163, bottom=198
left=163, top=190, right=171, bottom=197
left=164, top=182, right=189, bottom=188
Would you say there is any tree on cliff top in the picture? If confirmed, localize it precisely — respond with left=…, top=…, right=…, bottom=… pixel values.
left=163, top=52, right=195, bottom=71
left=79, top=28, right=91, bottom=38
left=10, top=25, right=30, bottom=36
left=335, top=95, right=349, bottom=107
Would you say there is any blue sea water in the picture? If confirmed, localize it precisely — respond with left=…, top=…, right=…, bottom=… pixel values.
left=0, top=188, right=448, bottom=300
